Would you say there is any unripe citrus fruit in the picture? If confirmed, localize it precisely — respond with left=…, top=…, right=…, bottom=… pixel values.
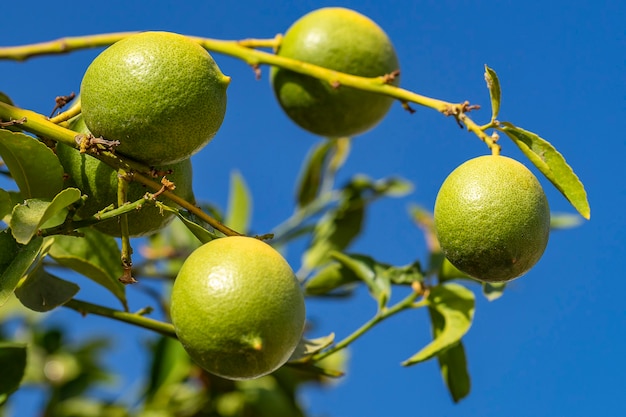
left=434, top=155, right=550, bottom=282
left=270, top=7, right=400, bottom=138
left=170, top=236, right=306, bottom=380
left=81, top=31, right=230, bottom=165
left=57, top=115, right=195, bottom=237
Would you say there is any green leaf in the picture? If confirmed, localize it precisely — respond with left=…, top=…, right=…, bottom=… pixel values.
left=0, top=188, right=13, bottom=220
left=484, top=65, right=501, bottom=121
left=10, top=188, right=82, bottom=244
left=288, top=333, right=335, bottom=362
left=48, top=228, right=126, bottom=308
left=168, top=207, right=220, bottom=244
left=305, top=261, right=361, bottom=296
left=431, top=307, right=471, bottom=403
left=0, top=130, right=64, bottom=199
left=331, top=252, right=391, bottom=308
left=402, top=283, right=475, bottom=365
left=0, top=236, right=43, bottom=307
left=225, top=170, right=252, bottom=234
left=408, top=204, right=440, bottom=253
left=0, top=229, right=19, bottom=276
left=145, top=336, right=192, bottom=402
left=296, top=140, right=334, bottom=207
left=482, top=281, right=506, bottom=301
left=499, top=123, right=590, bottom=219
left=550, top=212, right=584, bottom=230
left=0, top=342, right=27, bottom=405
left=14, top=263, right=79, bottom=312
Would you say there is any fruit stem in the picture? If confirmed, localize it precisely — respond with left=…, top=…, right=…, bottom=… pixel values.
left=117, top=170, right=137, bottom=284
left=312, top=290, right=428, bottom=362
left=63, top=298, right=177, bottom=338
left=1, top=33, right=494, bottom=150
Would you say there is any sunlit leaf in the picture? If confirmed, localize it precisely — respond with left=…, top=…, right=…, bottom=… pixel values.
left=48, top=228, right=126, bottom=308
left=431, top=306, right=471, bottom=403
left=403, top=283, right=474, bottom=365
left=0, top=236, right=43, bottom=306
left=14, top=263, right=79, bottom=312
left=0, top=188, right=13, bottom=220
left=225, top=170, right=252, bottom=234
left=484, top=65, right=501, bottom=121
left=10, top=188, right=82, bottom=244
left=330, top=252, right=391, bottom=308
left=550, top=212, right=584, bottom=230
left=0, top=342, right=27, bottom=405
left=499, top=123, right=590, bottom=219
left=289, top=333, right=335, bottom=362
left=408, top=204, right=440, bottom=253
left=296, top=140, right=334, bottom=207
left=0, top=130, right=64, bottom=199
left=482, top=281, right=506, bottom=301
left=305, top=261, right=360, bottom=296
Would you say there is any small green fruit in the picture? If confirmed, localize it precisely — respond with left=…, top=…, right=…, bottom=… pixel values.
left=434, top=155, right=550, bottom=282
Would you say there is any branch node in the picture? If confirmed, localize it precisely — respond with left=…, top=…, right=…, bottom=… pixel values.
left=49, top=92, right=76, bottom=118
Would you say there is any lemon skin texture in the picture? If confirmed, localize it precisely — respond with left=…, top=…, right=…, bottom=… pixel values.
left=170, top=236, right=306, bottom=380
left=81, top=31, right=230, bottom=165
left=271, top=7, right=400, bottom=138
left=434, top=155, right=550, bottom=282
left=56, top=116, right=195, bottom=237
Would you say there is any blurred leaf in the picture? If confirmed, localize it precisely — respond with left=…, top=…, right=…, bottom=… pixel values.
left=0, top=236, right=43, bottom=307
left=288, top=333, right=335, bottom=362
left=145, top=336, right=192, bottom=403
left=15, top=263, right=79, bottom=312
left=0, top=342, right=27, bottom=405
left=0, top=130, right=64, bottom=199
left=48, top=228, right=126, bottom=308
left=0, top=91, right=14, bottom=105
left=225, top=170, right=252, bottom=234
left=484, top=65, right=501, bottom=121
left=10, top=188, right=82, bottom=244
left=550, top=212, right=584, bottom=230
left=296, top=140, right=334, bottom=207
left=408, top=204, right=440, bottom=253
left=0, top=188, right=13, bottom=220
left=431, top=306, right=471, bottom=403
left=500, top=123, right=590, bottom=220
left=327, top=137, right=351, bottom=174
left=304, top=261, right=360, bottom=296
left=482, top=281, right=506, bottom=301
left=403, top=283, right=475, bottom=365
left=331, top=252, right=391, bottom=308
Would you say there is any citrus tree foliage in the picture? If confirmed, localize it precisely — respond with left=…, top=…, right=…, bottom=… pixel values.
left=0, top=8, right=589, bottom=416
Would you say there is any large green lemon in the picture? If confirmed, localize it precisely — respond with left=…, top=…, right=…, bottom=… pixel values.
left=81, top=31, right=230, bottom=165
left=170, top=236, right=306, bottom=380
left=271, top=7, right=400, bottom=138
left=434, top=155, right=550, bottom=282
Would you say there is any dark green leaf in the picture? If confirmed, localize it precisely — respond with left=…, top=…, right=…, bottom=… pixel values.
left=500, top=123, right=590, bottom=219
left=331, top=252, right=391, bottom=308
left=0, top=188, right=13, bottom=220
left=0, top=91, right=14, bottom=105
left=305, top=261, right=361, bottom=296
left=482, top=281, right=506, bottom=301
left=48, top=228, right=126, bottom=308
left=0, top=130, right=64, bottom=199
left=10, top=188, right=82, bottom=244
left=288, top=333, right=335, bottom=362
left=0, top=229, right=19, bottom=276
left=484, top=65, right=501, bottom=121
left=0, top=236, right=43, bottom=306
left=431, top=305, right=471, bottom=403
left=225, top=170, right=252, bottom=234
left=0, top=342, right=27, bottom=404
left=14, top=263, right=79, bottom=312
left=296, top=140, right=334, bottom=207
left=169, top=207, right=220, bottom=244
left=145, top=336, right=192, bottom=402
left=403, top=283, right=475, bottom=365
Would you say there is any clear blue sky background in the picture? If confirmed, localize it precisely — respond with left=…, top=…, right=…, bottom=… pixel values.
left=2, top=0, right=624, bottom=416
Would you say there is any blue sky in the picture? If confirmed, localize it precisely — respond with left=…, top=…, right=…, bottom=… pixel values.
left=1, top=0, right=625, bottom=416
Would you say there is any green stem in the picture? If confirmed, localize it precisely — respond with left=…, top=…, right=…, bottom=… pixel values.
left=63, top=298, right=177, bottom=338
left=312, top=290, right=428, bottom=362
left=117, top=169, right=136, bottom=284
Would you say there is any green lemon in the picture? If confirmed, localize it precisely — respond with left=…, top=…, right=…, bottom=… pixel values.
left=81, top=31, right=230, bottom=165
left=270, top=7, right=400, bottom=138
left=434, top=155, right=550, bottom=282
left=56, top=115, right=195, bottom=237
left=170, top=236, right=306, bottom=380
